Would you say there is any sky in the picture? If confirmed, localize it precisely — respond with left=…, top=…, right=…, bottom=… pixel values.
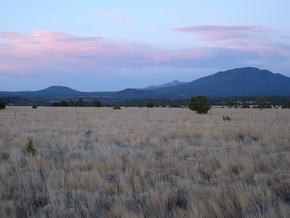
left=1, top=0, right=290, bottom=91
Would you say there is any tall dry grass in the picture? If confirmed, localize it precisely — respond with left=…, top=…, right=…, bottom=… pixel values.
left=0, top=106, right=289, bottom=217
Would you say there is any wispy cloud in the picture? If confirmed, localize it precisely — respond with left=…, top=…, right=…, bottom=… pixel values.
left=0, top=29, right=289, bottom=78
left=173, top=25, right=265, bottom=41
left=93, top=8, right=103, bottom=14
left=93, top=8, right=132, bottom=25
left=102, top=9, right=120, bottom=17
left=172, top=24, right=286, bottom=56
left=0, top=30, right=205, bottom=75
left=172, top=16, right=187, bottom=23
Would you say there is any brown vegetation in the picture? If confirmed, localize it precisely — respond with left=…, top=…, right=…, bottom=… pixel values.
left=0, top=106, right=289, bottom=217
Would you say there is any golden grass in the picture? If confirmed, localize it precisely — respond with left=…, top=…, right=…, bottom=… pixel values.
left=0, top=106, right=290, bottom=217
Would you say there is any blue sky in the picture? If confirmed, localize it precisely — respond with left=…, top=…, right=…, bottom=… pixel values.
left=1, top=0, right=290, bottom=91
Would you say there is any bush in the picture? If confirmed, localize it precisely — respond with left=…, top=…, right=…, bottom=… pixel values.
left=32, top=104, right=37, bottom=109
left=51, top=101, right=68, bottom=107
left=226, top=100, right=235, bottom=108
left=254, top=97, right=271, bottom=110
left=241, top=103, right=250, bottom=108
left=113, top=105, right=121, bottom=110
left=0, top=101, right=5, bottom=109
left=76, top=97, right=85, bottom=107
left=69, top=99, right=75, bottom=107
left=26, top=138, right=36, bottom=156
left=59, top=101, right=68, bottom=107
left=146, top=102, right=154, bottom=108
left=282, top=100, right=290, bottom=108
left=188, top=96, right=210, bottom=114
left=223, top=116, right=232, bottom=121
left=92, top=100, right=101, bottom=107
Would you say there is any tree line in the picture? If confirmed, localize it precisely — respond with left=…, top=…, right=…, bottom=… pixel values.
left=51, top=98, right=101, bottom=107
left=1, top=96, right=290, bottom=110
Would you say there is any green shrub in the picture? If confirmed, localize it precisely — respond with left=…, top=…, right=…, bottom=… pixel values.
left=0, top=101, right=5, bottom=109
left=254, top=97, right=271, bottom=110
left=146, top=102, right=154, bottom=108
left=113, top=105, right=121, bottom=110
left=223, top=116, right=232, bottom=121
left=32, top=104, right=37, bottom=109
left=241, top=103, right=250, bottom=108
left=76, top=97, right=85, bottom=107
left=26, top=138, right=36, bottom=156
left=92, top=100, right=101, bottom=107
left=282, top=100, right=290, bottom=108
left=188, top=96, right=210, bottom=114
left=226, top=100, right=235, bottom=108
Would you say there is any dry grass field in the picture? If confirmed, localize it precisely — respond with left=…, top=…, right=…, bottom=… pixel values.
left=0, top=106, right=290, bottom=218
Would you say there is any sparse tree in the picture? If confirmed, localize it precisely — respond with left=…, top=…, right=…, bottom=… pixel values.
left=51, top=102, right=60, bottom=106
left=146, top=102, right=154, bottom=108
left=188, top=95, right=210, bottom=114
left=113, top=105, right=121, bottom=110
left=26, top=138, right=36, bottom=156
left=241, top=103, right=250, bottom=108
left=69, top=98, right=75, bottom=107
left=60, top=101, right=68, bottom=107
left=254, top=97, right=271, bottom=110
left=282, top=100, right=290, bottom=108
left=0, top=101, right=5, bottom=109
left=226, top=100, right=235, bottom=108
left=92, top=100, right=101, bottom=107
left=77, top=97, right=85, bottom=107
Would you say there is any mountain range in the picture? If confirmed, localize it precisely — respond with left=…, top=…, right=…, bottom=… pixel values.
left=142, top=80, right=188, bottom=90
left=1, top=67, right=290, bottom=103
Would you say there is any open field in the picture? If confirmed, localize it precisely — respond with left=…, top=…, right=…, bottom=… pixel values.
left=0, top=106, right=290, bottom=217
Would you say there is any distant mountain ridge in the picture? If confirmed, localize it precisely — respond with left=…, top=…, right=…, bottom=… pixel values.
left=143, top=80, right=188, bottom=90
left=1, top=67, right=290, bottom=103
left=33, top=86, right=81, bottom=96
left=146, top=67, right=290, bottom=98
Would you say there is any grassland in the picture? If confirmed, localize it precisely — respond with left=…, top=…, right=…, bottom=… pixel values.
left=0, top=106, right=289, bottom=217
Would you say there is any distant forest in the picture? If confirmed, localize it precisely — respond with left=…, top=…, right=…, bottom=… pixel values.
left=2, top=96, right=290, bottom=108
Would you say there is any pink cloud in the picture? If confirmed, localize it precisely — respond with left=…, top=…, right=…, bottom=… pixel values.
left=93, top=9, right=132, bottom=25
left=102, top=9, right=120, bottom=17
left=173, top=25, right=264, bottom=41
left=0, top=30, right=23, bottom=39
left=172, top=16, right=187, bottom=23
left=172, top=24, right=288, bottom=57
left=0, top=30, right=206, bottom=75
left=1, top=29, right=289, bottom=77
left=93, top=8, right=103, bottom=13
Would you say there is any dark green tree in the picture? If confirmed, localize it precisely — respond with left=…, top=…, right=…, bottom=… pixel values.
left=77, top=97, right=85, bottom=107
left=146, top=102, right=154, bottom=108
left=188, top=96, right=210, bottom=114
left=254, top=97, right=271, bottom=110
left=51, top=102, right=61, bottom=106
left=0, top=101, right=5, bottom=109
left=282, top=100, right=290, bottom=108
left=51, top=101, right=68, bottom=107
left=226, top=100, right=235, bottom=108
left=26, top=138, right=36, bottom=156
left=241, top=103, right=250, bottom=108
left=59, top=101, right=68, bottom=107
left=68, top=98, right=75, bottom=107
left=92, top=100, right=101, bottom=107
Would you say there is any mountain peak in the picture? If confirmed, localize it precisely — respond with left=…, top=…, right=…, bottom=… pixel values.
left=143, top=80, right=188, bottom=90
left=216, top=67, right=273, bottom=76
left=35, top=86, right=80, bottom=96
left=43, top=86, right=76, bottom=91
